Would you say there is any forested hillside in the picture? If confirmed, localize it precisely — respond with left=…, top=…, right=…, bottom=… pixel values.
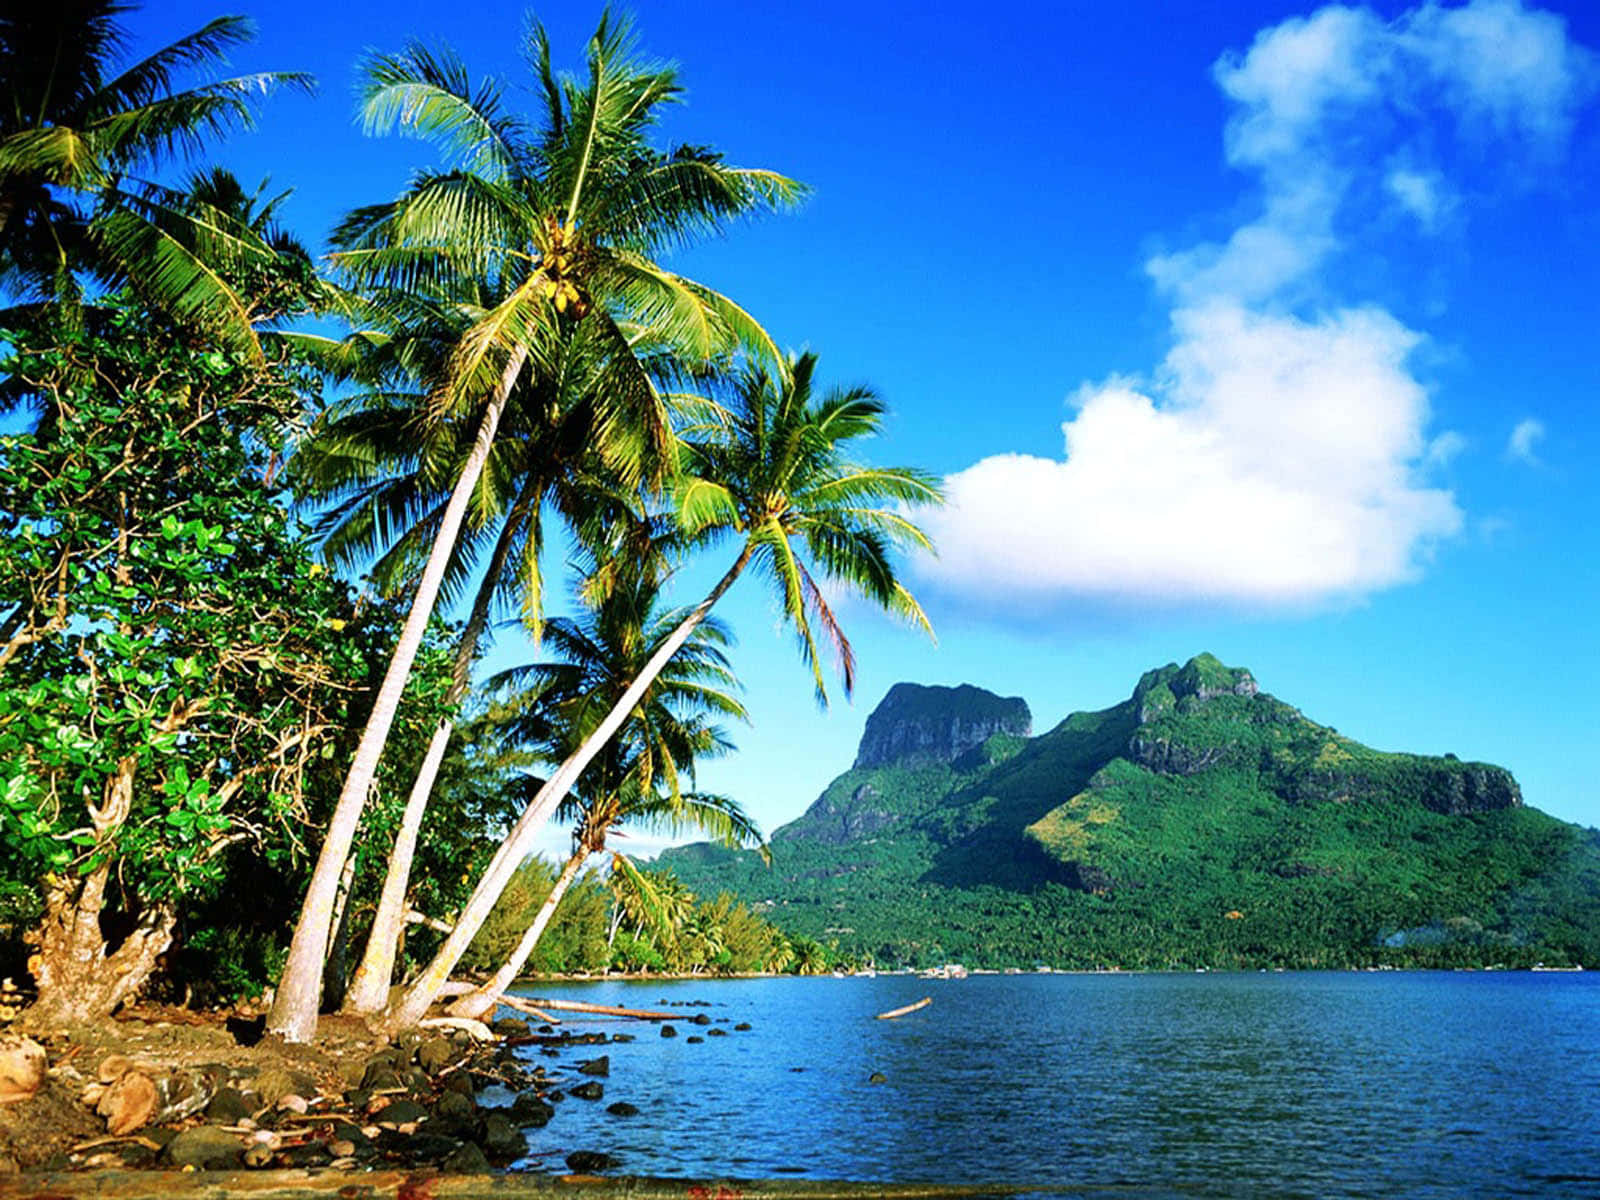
left=662, top=656, right=1600, bottom=969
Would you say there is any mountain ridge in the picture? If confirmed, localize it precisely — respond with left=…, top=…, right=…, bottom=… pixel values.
left=659, top=654, right=1597, bottom=969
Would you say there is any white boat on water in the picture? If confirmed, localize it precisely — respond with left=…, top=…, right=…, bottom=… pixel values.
left=919, top=963, right=969, bottom=980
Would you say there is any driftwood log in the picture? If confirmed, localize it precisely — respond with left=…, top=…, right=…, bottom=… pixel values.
left=874, top=997, right=932, bottom=1020
left=492, top=993, right=562, bottom=1024
left=530, top=999, right=675, bottom=1021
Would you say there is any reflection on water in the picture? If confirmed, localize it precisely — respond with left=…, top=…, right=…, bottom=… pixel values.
left=500, top=972, right=1599, bottom=1198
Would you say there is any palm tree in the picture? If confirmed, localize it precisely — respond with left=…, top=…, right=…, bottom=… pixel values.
left=448, top=565, right=761, bottom=1018
left=608, top=863, right=695, bottom=963
left=0, top=1, right=312, bottom=349
left=291, top=302, right=655, bottom=1016
left=267, top=13, right=802, bottom=1041
left=378, top=350, right=941, bottom=1033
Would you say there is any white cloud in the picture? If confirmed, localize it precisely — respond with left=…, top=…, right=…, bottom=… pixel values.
left=922, top=0, right=1593, bottom=614
left=1506, top=417, right=1546, bottom=464
left=1214, top=5, right=1384, bottom=170
left=925, top=303, right=1461, bottom=608
left=1401, top=0, right=1596, bottom=143
left=1386, top=165, right=1457, bottom=231
left=1425, top=429, right=1469, bottom=466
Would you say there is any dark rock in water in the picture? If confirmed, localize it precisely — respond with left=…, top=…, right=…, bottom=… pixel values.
left=734, top=1022, right=752, bottom=1031
left=605, top=1101, right=639, bottom=1117
left=611, top=1033, right=634, bottom=1043
left=660, top=1025, right=678, bottom=1038
left=690, top=1013, right=711, bottom=1026
left=280, top=1142, right=332, bottom=1168
left=507, top=1092, right=554, bottom=1126
left=569, top=1081, right=604, bottom=1100
left=686, top=1036, right=704, bottom=1044
left=204, top=1086, right=254, bottom=1123
left=164, top=1126, right=242, bottom=1170
left=538, top=1025, right=554, bottom=1034
left=417, top=1036, right=459, bottom=1074
left=547, top=1089, right=565, bottom=1103
left=443, top=1140, right=491, bottom=1173
left=477, top=1112, right=526, bottom=1163
left=868, top=1072, right=888, bottom=1084
left=577, top=1056, right=609, bottom=1077
left=566, top=1149, right=617, bottom=1173
left=491, top=1017, right=531, bottom=1037
left=707, top=1028, right=728, bottom=1037
left=375, top=1098, right=429, bottom=1127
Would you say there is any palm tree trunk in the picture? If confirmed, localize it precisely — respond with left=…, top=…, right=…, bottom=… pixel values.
left=447, top=849, right=588, bottom=1021
left=337, top=724, right=449, bottom=1014
left=319, top=847, right=360, bottom=1011
left=266, top=344, right=529, bottom=1044
left=377, top=541, right=755, bottom=1036
left=342, top=482, right=536, bottom=1015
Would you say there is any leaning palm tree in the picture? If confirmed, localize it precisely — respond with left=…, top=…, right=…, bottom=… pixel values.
left=447, top=562, right=760, bottom=1018
left=291, top=299, right=657, bottom=1016
left=0, top=0, right=312, bottom=350
left=268, top=13, right=802, bottom=1041
left=378, top=350, right=941, bottom=1034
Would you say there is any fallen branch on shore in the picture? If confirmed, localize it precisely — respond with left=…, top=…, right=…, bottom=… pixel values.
left=492, top=993, right=562, bottom=1024
left=875, top=996, right=932, bottom=1020
left=531, top=998, right=676, bottom=1020
left=417, top=1015, right=493, bottom=1041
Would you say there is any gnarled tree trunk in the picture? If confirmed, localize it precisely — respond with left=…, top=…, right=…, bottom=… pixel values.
left=23, top=758, right=177, bottom=1032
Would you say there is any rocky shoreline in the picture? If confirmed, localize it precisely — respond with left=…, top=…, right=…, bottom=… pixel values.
left=0, top=1002, right=705, bottom=1181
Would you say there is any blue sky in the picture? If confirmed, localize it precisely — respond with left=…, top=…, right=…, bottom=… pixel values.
left=143, top=0, right=1599, bottom=851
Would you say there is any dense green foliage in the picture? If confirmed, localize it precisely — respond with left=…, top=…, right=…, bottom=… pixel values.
left=460, top=859, right=824, bottom=976
left=0, top=298, right=472, bottom=1001
left=664, top=655, right=1600, bottom=970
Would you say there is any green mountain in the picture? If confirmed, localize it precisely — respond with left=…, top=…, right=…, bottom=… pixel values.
left=660, top=654, right=1600, bottom=969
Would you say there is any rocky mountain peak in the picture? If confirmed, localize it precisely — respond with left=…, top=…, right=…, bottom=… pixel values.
left=1132, top=653, right=1258, bottom=722
left=853, top=682, right=1032, bottom=770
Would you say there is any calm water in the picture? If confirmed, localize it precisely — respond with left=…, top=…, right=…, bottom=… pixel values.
left=494, top=972, right=1600, bottom=1197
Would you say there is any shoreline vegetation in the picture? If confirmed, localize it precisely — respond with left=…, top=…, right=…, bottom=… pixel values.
left=0, top=0, right=935, bottom=1184
left=3, top=0, right=1594, bottom=1192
